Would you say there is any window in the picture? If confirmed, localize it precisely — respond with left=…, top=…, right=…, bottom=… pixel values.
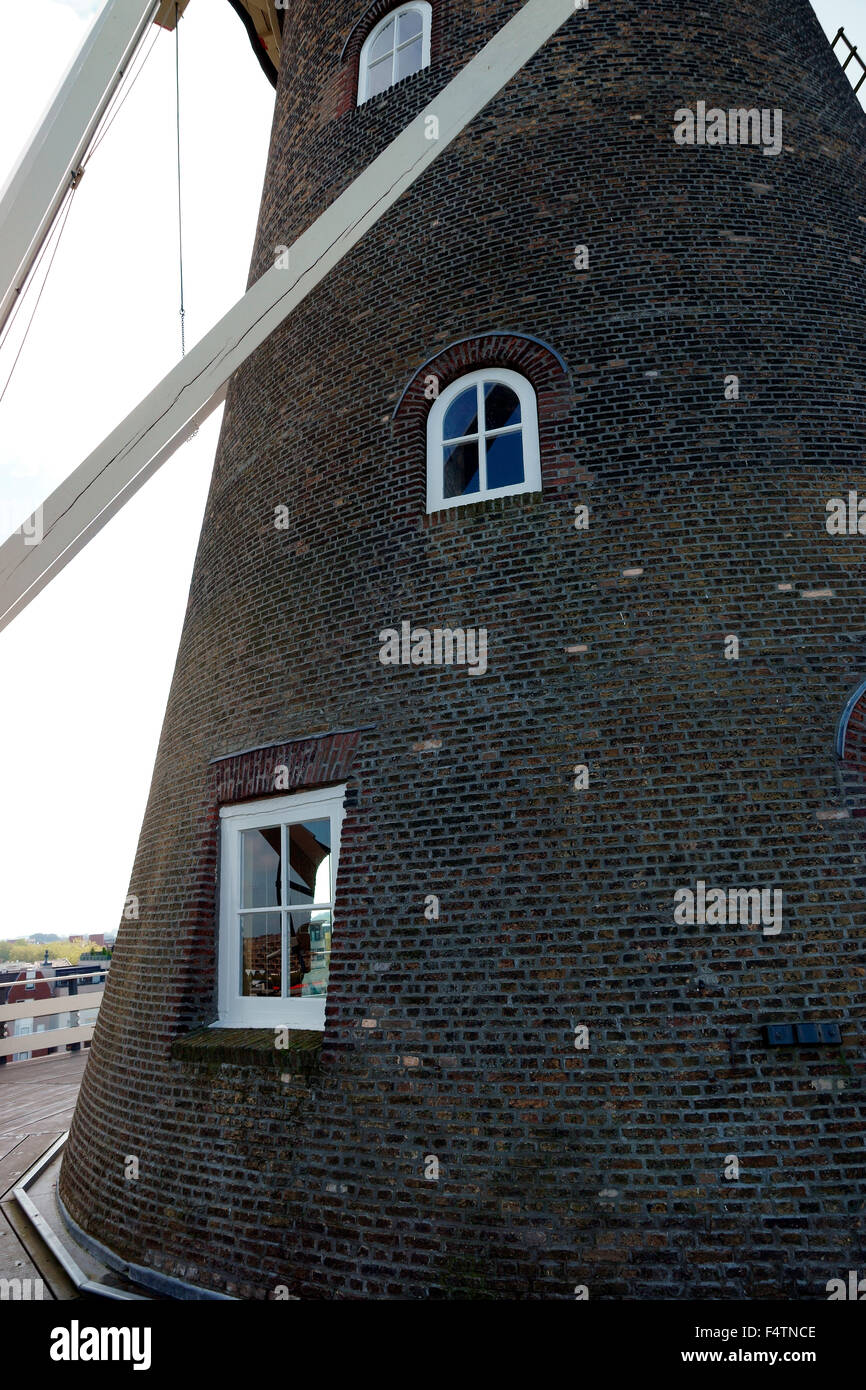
left=426, top=368, right=541, bottom=512
left=217, top=786, right=345, bottom=1030
left=836, top=678, right=866, bottom=758
left=358, top=3, right=432, bottom=104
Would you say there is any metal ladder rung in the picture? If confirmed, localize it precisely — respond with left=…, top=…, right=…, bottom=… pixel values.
left=832, top=26, right=866, bottom=96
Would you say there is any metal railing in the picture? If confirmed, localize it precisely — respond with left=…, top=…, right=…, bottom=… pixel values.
left=832, top=27, right=866, bottom=95
left=0, top=969, right=107, bottom=1060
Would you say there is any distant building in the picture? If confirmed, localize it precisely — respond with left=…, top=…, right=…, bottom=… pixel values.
left=5, top=968, right=54, bottom=1060
left=0, top=959, right=104, bottom=1064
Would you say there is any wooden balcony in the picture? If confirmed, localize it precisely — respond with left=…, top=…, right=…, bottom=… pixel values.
left=0, top=978, right=146, bottom=1300
left=0, top=1051, right=87, bottom=1300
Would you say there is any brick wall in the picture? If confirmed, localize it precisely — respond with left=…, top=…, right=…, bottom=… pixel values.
left=60, top=0, right=866, bottom=1298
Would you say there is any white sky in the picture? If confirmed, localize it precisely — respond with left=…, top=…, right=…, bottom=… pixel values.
left=0, top=0, right=274, bottom=939
left=0, top=0, right=863, bottom=940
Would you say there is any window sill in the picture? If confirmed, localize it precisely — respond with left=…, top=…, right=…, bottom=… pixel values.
left=171, top=1026, right=322, bottom=1074
left=422, top=490, right=544, bottom=527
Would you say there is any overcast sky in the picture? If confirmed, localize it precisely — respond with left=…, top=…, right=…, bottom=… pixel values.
left=0, top=0, right=274, bottom=943
left=0, top=0, right=863, bottom=942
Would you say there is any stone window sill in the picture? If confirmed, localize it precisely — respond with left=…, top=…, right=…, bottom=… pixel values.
left=170, top=1026, right=322, bottom=1073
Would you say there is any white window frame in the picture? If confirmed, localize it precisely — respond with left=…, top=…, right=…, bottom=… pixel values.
left=357, top=2, right=432, bottom=106
left=426, top=367, right=541, bottom=513
left=217, top=785, right=346, bottom=1030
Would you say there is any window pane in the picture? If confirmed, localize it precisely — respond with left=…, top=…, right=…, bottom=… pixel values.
left=241, top=827, right=281, bottom=908
left=443, top=440, right=480, bottom=498
left=484, top=382, right=522, bottom=432
left=395, top=36, right=423, bottom=82
left=290, top=910, right=331, bottom=997
left=397, top=8, right=423, bottom=43
left=288, top=819, right=332, bottom=905
left=442, top=385, right=479, bottom=442
left=240, top=912, right=282, bottom=997
left=366, top=55, right=394, bottom=98
left=485, top=430, right=525, bottom=490
left=369, top=19, right=395, bottom=61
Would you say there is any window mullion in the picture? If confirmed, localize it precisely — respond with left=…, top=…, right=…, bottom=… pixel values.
left=485, top=424, right=523, bottom=439
left=443, top=430, right=483, bottom=447
left=478, top=382, right=487, bottom=493
left=329, top=810, right=336, bottom=902
left=232, top=825, right=240, bottom=1007
left=281, top=824, right=289, bottom=1001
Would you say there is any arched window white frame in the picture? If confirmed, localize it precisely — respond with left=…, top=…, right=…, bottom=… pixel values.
left=358, top=3, right=432, bottom=105
left=836, top=678, right=866, bottom=757
left=426, top=368, right=541, bottom=513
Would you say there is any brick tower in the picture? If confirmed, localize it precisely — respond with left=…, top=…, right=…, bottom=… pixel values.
left=59, top=0, right=866, bottom=1299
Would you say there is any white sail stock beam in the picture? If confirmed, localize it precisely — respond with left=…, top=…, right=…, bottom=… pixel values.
left=0, top=0, right=161, bottom=339
left=0, top=0, right=579, bottom=634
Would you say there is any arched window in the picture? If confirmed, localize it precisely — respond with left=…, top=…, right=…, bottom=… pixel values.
left=358, top=3, right=432, bottom=105
left=426, top=368, right=541, bottom=513
left=837, top=679, right=866, bottom=761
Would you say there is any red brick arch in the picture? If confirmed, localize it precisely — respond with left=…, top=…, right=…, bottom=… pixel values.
left=838, top=681, right=866, bottom=772
left=335, top=0, right=445, bottom=115
left=391, top=330, right=574, bottom=517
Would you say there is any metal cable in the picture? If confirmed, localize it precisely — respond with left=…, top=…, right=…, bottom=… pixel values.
left=0, top=17, right=162, bottom=400
left=175, top=1, right=186, bottom=357
left=0, top=182, right=73, bottom=359
left=84, top=23, right=162, bottom=167
left=0, top=189, right=77, bottom=408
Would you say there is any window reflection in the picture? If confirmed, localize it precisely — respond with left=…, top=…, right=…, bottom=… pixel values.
left=240, top=911, right=282, bottom=997
left=289, top=911, right=332, bottom=997
left=241, top=827, right=281, bottom=908
left=443, top=441, right=480, bottom=497
left=288, top=819, right=331, bottom=905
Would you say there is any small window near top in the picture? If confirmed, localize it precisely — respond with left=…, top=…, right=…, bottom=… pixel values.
left=358, top=3, right=432, bottom=105
left=426, top=368, right=541, bottom=513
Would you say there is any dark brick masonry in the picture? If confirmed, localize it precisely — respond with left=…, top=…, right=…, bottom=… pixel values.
left=60, top=0, right=866, bottom=1298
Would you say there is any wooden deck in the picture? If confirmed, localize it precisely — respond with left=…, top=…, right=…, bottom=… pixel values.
left=0, top=1051, right=88, bottom=1298
left=0, top=1050, right=87, bottom=1146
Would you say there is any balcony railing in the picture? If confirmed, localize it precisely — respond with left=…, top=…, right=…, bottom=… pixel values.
left=0, top=969, right=107, bottom=1061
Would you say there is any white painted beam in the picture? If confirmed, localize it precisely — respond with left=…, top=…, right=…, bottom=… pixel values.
left=0, top=0, right=579, bottom=634
left=0, top=386, right=228, bottom=634
left=0, top=0, right=161, bottom=339
left=0, top=990, right=105, bottom=1023
left=0, top=1026, right=95, bottom=1058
